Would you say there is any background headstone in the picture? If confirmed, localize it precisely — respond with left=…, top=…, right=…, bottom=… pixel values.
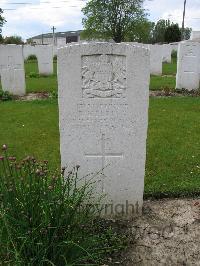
left=191, top=31, right=200, bottom=42
left=162, top=44, right=172, bottom=63
left=170, top=42, right=179, bottom=52
left=0, top=45, right=26, bottom=95
left=35, top=45, right=54, bottom=75
left=148, top=44, right=163, bottom=75
left=176, top=42, right=200, bottom=91
left=58, top=43, right=150, bottom=217
left=23, top=45, right=54, bottom=75
left=23, top=44, right=36, bottom=60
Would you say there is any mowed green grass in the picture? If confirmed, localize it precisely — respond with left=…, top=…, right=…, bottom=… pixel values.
left=25, top=59, right=58, bottom=93
left=146, top=97, right=200, bottom=198
left=150, top=75, right=176, bottom=91
left=0, top=97, right=199, bottom=198
left=162, top=57, right=177, bottom=76
left=24, top=57, right=177, bottom=93
left=150, top=57, right=177, bottom=91
left=0, top=100, right=60, bottom=170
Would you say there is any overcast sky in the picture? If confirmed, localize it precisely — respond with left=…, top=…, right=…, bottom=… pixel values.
left=1, top=0, right=200, bottom=40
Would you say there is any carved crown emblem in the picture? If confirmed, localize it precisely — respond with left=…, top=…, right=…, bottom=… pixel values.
left=82, top=54, right=126, bottom=98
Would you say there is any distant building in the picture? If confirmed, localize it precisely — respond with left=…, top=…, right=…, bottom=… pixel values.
left=27, top=30, right=82, bottom=46
left=190, top=31, right=200, bottom=42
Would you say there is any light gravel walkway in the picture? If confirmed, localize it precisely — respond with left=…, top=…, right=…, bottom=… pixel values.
left=121, top=199, right=200, bottom=266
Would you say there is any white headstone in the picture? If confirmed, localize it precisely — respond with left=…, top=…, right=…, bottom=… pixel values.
left=162, top=44, right=172, bottom=63
left=0, top=45, right=26, bottom=95
left=58, top=43, right=150, bottom=218
left=23, top=45, right=54, bottom=75
left=170, top=43, right=179, bottom=52
left=176, top=42, right=200, bottom=91
left=148, top=44, right=163, bottom=75
left=191, top=31, right=200, bottom=42
left=36, top=45, right=54, bottom=75
left=23, top=45, right=36, bottom=60
left=124, top=42, right=163, bottom=75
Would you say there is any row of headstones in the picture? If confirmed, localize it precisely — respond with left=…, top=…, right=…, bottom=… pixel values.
left=0, top=43, right=176, bottom=96
left=130, top=41, right=200, bottom=91
left=0, top=44, right=54, bottom=95
left=1, top=42, right=199, bottom=96
left=129, top=43, right=175, bottom=75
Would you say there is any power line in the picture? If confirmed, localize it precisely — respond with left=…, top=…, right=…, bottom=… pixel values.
left=4, top=0, right=86, bottom=3
left=2, top=4, right=85, bottom=11
left=2, top=8, right=16, bottom=10
left=2, top=0, right=86, bottom=11
left=4, top=2, right=32, bottom=4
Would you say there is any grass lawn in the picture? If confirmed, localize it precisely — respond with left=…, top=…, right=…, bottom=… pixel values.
left=162, top=57, right=177, bottom=76
left=150, top=57, right=177, bottom=91
left=0, top=99, right=60, bottom=170
left=146, top=97, right=200, bottom=198
left=25, top=59, right=58, bottom=93
left=0, top=97, right=199, bottom=198
left=150, top=75, right=176, bottom=90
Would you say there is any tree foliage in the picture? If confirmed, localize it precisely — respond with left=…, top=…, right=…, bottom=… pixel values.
left=0, top=8, right=6, bottom=42
left=82, top=0, right=147, bottom=43
left=3, top=35, right=24, bottom=44
left=128, top=19, right=154, bottom=43
left=164, top=24, right=181, bottom=43
left=152, top=19, right=170, bottom=43
left=151, top=19, right=190, bottom=43
left=183, top=27, right=192, bottom=40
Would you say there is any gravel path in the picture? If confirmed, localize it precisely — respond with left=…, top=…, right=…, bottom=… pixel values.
left=119, top=199, right=200, bottom=266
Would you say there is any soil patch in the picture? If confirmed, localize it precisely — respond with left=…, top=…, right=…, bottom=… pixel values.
left=108, top=198, right=200, bottom=266
left=15, top=92, right=50, bottom=101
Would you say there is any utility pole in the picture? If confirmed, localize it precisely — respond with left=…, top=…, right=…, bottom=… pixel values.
left=51, top=26, right=56, bottom=46
left=181, top=0, right=187, bottom=40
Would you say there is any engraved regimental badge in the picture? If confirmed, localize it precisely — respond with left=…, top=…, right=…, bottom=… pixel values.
left=82, top=54, right=126, bottom=98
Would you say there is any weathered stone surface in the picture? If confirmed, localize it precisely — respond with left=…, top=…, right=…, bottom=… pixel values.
left=162, top=44, right=172, bottom=63
left=23, top=45, right=54, bottom=75
left=191, top=31, right=200, bottom=42
left=23, top=45, right=36, bottom=60
left=124, top=42, right=163, bottom=75
left=58, top=43, right=150, bottom=218
left=37, top=45, right=54, bottom=75
left=149, top=44, right=163, bottom=75
left=176, top=41, right=200, bottom=91
left=170, top=42, right=179, bottom=52
left=0, top=45, right=26, bottom=95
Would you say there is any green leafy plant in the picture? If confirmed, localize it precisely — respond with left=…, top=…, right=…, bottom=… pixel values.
left=49, top=90, right=58, bottom=99
left=171, top=50, right=177, bottom=59
left=0, top=145, right=126, bottom=265
left=29, top=72, right=40, bottom=78
left=27, top=54, right=37, bottom=61
left=28, top=72, right=56, bottom=79
left=0, top=89, right=13, bottom=101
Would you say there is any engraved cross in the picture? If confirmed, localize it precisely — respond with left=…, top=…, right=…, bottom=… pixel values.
left=85, top=134, right=123, bottom=191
